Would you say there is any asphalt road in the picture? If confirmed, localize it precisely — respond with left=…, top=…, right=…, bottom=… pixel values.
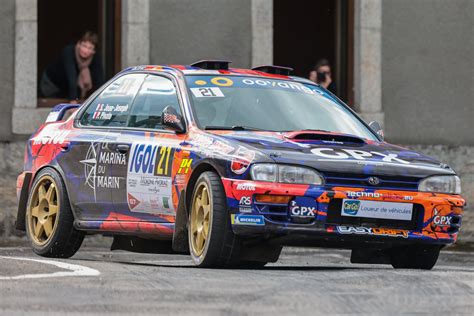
left=1, top=240, right=473, bottom=315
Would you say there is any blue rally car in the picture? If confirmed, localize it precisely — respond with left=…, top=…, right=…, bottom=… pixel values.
left=16, top=60, right=465, bottom=269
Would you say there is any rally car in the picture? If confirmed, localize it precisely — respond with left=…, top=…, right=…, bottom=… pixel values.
left=16, top=60, right=464, bottom=269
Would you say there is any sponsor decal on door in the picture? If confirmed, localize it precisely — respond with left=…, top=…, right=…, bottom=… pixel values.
left=126, top=143, right=175, bottom=215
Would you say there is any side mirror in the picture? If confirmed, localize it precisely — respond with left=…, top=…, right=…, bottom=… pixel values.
left=161, top=106, right=185, bottom=133
left=369, top=121, right=384, bottom=140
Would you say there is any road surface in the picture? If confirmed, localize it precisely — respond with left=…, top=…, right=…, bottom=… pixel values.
left=1, top=241, right=473, bottom=315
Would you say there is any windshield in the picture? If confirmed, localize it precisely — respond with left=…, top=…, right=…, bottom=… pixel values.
left=185, top=75, right=378, bottom=140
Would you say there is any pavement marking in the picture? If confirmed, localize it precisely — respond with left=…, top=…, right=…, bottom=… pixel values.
left=0, top=256, right=100, bottom=280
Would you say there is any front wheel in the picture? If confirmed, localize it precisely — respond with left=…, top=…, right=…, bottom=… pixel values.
left=390, top=245, right=442, bottom=270
left=188, top=171, right=241, bottom=267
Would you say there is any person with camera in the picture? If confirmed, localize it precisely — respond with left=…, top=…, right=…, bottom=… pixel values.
left=309, top=58, right=336, bottom=94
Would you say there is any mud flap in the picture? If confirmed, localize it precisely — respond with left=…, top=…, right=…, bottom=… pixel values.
left=172, top=191, right=190, bottom=253
left=15, top=172, right=32, bottom=231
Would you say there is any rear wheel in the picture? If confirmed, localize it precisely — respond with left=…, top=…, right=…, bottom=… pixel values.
left=188, top=171, right=241, bottom=267
left=390, top=245, right=442, bottom=270
left=26, top=168, right=84, bottom=258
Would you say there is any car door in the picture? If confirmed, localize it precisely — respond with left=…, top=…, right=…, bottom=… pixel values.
left=61, top=73, right=146, bottom=221
left=110, top=74, right=189, bottom=223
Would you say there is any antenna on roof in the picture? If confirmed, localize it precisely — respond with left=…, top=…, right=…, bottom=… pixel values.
left=251, top=65, right=293, bottom=76
left=190, top=60, right=231, bottom=70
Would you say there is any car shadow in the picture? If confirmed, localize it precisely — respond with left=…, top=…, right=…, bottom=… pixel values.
left=72, top=257, right=385, bottom=271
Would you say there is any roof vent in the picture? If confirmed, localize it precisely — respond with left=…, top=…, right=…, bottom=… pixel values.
left=251, top=65, right=293, bottom=76
left=190, top=60, right=231, bottom=70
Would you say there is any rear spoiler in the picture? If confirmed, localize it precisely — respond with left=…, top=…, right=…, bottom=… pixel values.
left=45, top=103, right=81, bottom=123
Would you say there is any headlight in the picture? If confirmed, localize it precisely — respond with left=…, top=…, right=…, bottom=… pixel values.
left=418, top=175, right=461, bottom=194
left=251, top=164, right=323, bottom=185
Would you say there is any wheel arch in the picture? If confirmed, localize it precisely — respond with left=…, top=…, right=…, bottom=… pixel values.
left=17, top=164, right=78, bottom=231
left=172, top=161, right=222, bottom=253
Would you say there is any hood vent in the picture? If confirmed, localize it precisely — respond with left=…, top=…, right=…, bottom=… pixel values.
left=285, top=131, right=365, bottom=144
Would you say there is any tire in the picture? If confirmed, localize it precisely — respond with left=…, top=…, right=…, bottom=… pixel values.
left=25, top=167, right=84, bottom=258
left=390, top=245, right=442, bottom=270
left=188, top=171, right=241, bottom=267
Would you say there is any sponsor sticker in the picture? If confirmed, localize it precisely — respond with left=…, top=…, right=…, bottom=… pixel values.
left=80, top=142, right=126, bottom=201
left=341, top=199, right=413, bottom=221
left=231, top=214, right=264, bottom=226
left=346, top=191, right=414, bottom=201
left=239, top=196, right=252, bottom=213
left=177, top=159, right=192, bottom=174
left=231, top=147, right=255, bottom=175
left=336, top=226, right=409, bottom=238
left=310, top=148, right=410, bottom=164
left=236, top=182, right=256, bottom=191
left=163, top=112, right=181, bottom=124
left=127, top=143, right=175, bottom=215
left=92, top=103, right=129, bottom=120
left=289, top=200, right=316, bottom=217
left=32, top=130, right=70, bottom=145
left=432, top=207, right=453, bottom=227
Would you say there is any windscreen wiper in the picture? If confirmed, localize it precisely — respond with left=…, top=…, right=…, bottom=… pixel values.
left=205, top=125, right=272, bottom=131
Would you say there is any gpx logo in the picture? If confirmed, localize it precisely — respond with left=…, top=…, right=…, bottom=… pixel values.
left=289, top=200, right=316, bottom=217
left=433, top=215, right=452, bottom=226
left=432, top=208, right=453, bottom=227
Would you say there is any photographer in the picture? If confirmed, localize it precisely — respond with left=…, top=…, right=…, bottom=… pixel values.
left=309, top=58, right=336, bottom=94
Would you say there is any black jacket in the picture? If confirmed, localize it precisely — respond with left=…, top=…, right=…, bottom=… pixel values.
left=44, top=43, right=104, bottom=99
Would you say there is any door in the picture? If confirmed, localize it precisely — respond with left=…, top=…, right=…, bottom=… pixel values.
left=110, top=74, right=188, bottom=223
left=63, top=73, right=146, bottom=221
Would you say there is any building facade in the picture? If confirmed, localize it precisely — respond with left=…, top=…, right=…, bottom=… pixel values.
left=0, top=0, right=472, bottom=195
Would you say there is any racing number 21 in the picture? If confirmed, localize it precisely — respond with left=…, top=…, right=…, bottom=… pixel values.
left=155, top=146, right=174, bottom=177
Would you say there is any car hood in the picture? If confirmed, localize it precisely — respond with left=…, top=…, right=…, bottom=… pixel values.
left=213, top=131, right=454, bottom=178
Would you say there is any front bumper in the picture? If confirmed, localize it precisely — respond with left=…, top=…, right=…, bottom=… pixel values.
left=222, top=178, right=465, bottom=247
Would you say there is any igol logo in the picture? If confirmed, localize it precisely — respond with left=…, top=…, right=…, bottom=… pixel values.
left=342, top=200, right=361, bottom=215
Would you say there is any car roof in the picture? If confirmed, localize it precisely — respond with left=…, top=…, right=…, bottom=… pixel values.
left=118, top=64, right=314, bottom=84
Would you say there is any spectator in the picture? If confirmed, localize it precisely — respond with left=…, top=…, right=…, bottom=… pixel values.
left=39, top=31, right=104, bottom=100
left=309, top=58, right=336, bottom=94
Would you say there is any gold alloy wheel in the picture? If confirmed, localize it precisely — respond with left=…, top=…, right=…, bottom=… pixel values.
left=190, top=182, right=212, bottom=256
left=27, top=176, right=59, bottom=246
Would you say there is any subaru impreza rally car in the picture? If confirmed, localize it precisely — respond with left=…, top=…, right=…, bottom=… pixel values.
left=16, top=60, right=465, bottom=269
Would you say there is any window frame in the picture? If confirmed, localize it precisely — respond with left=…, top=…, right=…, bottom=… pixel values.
left=74, top=71, right=188, bottom=134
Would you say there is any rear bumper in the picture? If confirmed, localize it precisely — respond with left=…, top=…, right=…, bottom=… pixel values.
left=222, top=178, right=465, bottom=248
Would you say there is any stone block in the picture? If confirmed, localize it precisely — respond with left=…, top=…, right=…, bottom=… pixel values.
left=12, top=107, right=50, bottom=134
left=14, top=21, right=37, bottom=108
left=122, top=0, right=149, bottom=23
left=122, top=23, right=150, bottom=68
left=359, top=0, right=382, bottom=29
left=15, top=0, right=37, bottom=21
left=251, top=0, right=273, bottom=67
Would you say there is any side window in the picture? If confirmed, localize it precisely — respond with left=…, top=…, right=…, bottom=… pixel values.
left=127, top=75, right=182, bottom=129
left=80, top=74, right=146, bottom=127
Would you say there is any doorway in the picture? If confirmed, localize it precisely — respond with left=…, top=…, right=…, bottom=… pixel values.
left=37, top=0, right=121, bottom=106
left=273, top=0, right=354, bottom=105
